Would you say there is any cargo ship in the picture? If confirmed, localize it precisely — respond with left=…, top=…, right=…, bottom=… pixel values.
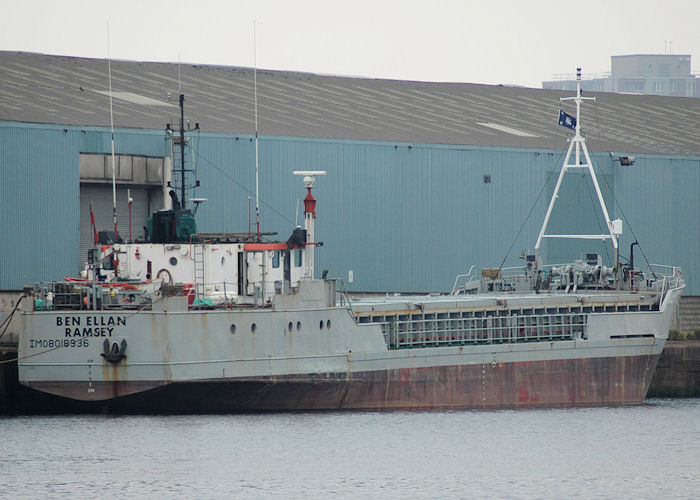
left=5, top=70, right=684, bottom=412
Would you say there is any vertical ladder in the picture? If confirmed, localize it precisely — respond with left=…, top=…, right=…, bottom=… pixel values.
left=193, top=244, right=205, bottom=302
left=171, top=136, right=183, bottom=197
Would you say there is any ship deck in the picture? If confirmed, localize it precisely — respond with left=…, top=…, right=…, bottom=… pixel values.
left=349, top=289, right=660, bottom=314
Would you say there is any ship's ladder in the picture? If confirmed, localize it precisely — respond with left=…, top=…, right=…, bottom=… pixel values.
left=170, top=135, right=194, bottom=201
left=193, top=243, right=205, bottom=301
left=171, top=136, right=183, bottom=196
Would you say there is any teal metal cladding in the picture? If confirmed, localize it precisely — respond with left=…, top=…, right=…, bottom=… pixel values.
left=0, top=123, right=167, bottom=287
left=1, top=122, right=698, bottom=294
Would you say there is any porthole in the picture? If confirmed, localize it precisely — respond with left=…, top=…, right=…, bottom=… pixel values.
left=326, top=320, right=332, bottom=329
left=296, top=321, right=302, bottom=331
left=230, top=324, right=236, bottom=334
left=319, top=320, right=324, bottom=330
left=169, top=256, right=178, bottom=266
left=288, top=321, right=293, bottom=333
left=251, top=323, right=257, bottom=333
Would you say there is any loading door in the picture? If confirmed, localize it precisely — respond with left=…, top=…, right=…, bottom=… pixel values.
left=79, top=185, right=157, bottom=271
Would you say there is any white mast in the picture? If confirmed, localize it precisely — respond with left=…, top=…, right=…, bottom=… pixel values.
left=107, top=23, right=118, bottom=240
left=535, top=67, right=620, bottom=258
left=253, top=19, right=261, bottom=240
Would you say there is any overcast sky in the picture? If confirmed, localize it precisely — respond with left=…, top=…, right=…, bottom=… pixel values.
left=1, top=0, right=698, bottom=88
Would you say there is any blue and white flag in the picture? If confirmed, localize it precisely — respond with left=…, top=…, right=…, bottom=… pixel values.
left=558, top=109, right=576, bottom=130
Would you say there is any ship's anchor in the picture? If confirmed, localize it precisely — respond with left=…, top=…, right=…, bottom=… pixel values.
left=101, top=339, right=127, bottom=363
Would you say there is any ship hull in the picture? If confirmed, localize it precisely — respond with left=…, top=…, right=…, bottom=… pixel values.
left=15, top=284, right=682, bottom=414
left=21, top=352, right=661, bottom=413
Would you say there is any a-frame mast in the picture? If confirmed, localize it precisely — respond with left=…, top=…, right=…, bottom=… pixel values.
left=535, top=67, right=620, bottom=264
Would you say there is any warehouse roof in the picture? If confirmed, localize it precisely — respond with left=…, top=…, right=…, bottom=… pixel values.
left=1, top=51, right=700, bottom=155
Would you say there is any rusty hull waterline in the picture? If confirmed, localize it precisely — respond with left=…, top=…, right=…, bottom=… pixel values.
left=21, top=353, right=660, bottom=413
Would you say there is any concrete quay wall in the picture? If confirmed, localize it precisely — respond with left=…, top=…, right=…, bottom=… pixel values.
left=648, top=341, right=700, bottom=397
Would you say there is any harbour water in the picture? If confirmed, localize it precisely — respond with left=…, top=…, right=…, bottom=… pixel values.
left=1, top=399, right=698, bottom=499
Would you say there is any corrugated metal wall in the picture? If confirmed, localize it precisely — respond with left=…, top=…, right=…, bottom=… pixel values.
left=612, top=154, right=699, bottom=291
left=192, top=135, right=698, bottom=294
left=1, top=122, right=698, bottom=294
left=0, top=124, right=78, bottom=287
left=0, top=123, right=167, bottom=286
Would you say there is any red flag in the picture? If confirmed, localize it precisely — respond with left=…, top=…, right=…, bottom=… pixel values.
left=90, top=202, right=98, bottom=245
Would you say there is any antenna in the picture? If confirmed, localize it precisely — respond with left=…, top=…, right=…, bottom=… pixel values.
left=179, top=94, right=186, bottom=210
left=107, top=22, right=118, bottom=240
left=253, top=19, right=261, bottom=240
left=248, top=196, right=252, bottom=240
left=128, top=188, right=133, bottom=242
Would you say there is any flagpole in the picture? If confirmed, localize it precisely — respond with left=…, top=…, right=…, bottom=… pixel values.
left=90, top=202, right=98, bottom=246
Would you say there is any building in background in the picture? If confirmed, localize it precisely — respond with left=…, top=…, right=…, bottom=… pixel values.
left=543, top=54, right=698, bottom=97
left=1, top=51, right=699, bottom=332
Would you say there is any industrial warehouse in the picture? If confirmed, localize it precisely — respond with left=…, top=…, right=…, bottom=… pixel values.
left=0, top=51, right=698, bottom=332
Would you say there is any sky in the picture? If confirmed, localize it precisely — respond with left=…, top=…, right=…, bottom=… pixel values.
left=1, top=0, right=698, bottom=88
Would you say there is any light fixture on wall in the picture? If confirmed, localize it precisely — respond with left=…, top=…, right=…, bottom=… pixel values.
left=618, top=156, right=636, bottom=166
